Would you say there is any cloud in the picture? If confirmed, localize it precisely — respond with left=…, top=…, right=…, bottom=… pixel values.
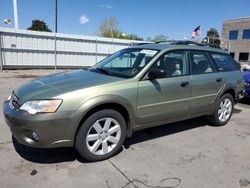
left=99, top=4, right=113, bottom=9
left=79, top=15, right=89, bottom=24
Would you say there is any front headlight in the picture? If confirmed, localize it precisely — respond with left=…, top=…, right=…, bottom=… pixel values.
left=20, top=99, right=62, bottom=114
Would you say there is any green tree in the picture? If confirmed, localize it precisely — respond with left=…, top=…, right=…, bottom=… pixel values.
left=122, top=34, right=144, bottom=41
left=98, top=17, right=143, bottom=41
left=202, top=28, right=220, bottom=47
left=98, top=17, right=121, bottom=38
left=27, top=19, right=52, bottom=32
left=146, top=34, right=168, bottom=42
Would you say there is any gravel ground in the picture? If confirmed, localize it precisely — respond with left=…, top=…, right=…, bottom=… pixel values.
left=0, top=70, right=250, bottom=188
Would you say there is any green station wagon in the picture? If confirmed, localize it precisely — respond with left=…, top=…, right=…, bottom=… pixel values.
left=3, top=41, right=245, bottom=161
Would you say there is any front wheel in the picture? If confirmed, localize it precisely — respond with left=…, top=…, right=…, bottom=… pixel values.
left=207, top=94, right=234, bottom=126
left=75, top=109, right=127, bottom=161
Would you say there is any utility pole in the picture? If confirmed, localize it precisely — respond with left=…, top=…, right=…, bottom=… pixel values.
left=13, top=0, right=19, bottom=29
left=54, top=0, right=58, bottom=70
left=55, top=0, right=58, bottom=33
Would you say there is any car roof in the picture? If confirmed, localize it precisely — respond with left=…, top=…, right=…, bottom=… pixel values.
left=131, top=43, right=229, bottom=54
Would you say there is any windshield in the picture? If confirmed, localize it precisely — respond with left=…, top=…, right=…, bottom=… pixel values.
left=89, top=48, right=159, bottom=78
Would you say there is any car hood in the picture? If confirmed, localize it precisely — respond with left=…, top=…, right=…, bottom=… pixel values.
left=243, top=71, right=250, bottom=82
left=15, top=70, right=124, bottom=104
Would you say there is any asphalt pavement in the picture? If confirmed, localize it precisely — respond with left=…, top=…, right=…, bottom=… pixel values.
left=0, top=70, right=250, bottom=188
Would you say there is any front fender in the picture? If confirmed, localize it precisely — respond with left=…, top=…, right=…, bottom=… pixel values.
left=72, top=95, right=136, bottom=138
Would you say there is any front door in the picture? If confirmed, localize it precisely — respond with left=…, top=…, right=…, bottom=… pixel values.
left=136, top=50, right=191, bottom=126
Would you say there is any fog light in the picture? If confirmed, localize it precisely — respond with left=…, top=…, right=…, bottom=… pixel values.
left=32, top=132, right=39, bottom=142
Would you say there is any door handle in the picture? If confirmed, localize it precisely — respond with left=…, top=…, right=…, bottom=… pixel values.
left=180, top=81, right=189, bottom=87
left=216, top=77, right=222, bottom=82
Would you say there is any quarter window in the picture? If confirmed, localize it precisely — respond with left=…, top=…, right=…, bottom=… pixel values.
left=151, top=50, right=188, bottom=78
left=210, top=53, right=238, bottom=71
left=229, top=30, right=238, bottom=40
left=190, top=52, right=215, bottom=75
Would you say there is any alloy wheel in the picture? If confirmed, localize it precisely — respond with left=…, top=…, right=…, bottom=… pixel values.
left=86, top=117, right=121, bottom=155
left=218, top=98, right=232, bottom=122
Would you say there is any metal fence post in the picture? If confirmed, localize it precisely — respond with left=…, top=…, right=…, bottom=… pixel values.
left=54, top=33, right=57, bottom=70
left=228, top=40, right=231, bottom=52
left=0, top=31, right=3, bottom=71
left=95, top=39, right=98, bottom=64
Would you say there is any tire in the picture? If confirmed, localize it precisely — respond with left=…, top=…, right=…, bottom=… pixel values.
left=207, top=94, right=234, bottom=126
left=75, top=109, right=127, bottom=161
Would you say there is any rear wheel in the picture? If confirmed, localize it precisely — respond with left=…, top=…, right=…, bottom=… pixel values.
left=207, top=94, right=234, bottom=126
left=75, top=109, right=127, bottom=161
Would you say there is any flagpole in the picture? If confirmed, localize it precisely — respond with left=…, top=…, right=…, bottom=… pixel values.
left=200, top=25, right=202, bottom=42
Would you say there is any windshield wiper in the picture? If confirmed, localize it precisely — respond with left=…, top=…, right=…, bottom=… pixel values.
left=95, top=67, right=111, bottom=75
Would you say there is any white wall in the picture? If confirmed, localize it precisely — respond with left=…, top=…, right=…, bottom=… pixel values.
left=0, top=28, right=141, bottom=68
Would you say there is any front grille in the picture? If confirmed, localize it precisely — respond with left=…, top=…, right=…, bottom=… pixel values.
left=10, top=92, right=20, bottom=109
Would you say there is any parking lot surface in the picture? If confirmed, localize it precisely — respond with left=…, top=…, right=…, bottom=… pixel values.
left=0, top=70, right=250, bottom=188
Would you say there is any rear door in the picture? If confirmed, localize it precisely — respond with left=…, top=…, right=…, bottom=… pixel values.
left=137, top=50, right=191, bottom=125
left=189, top=50, right=224, bottom=114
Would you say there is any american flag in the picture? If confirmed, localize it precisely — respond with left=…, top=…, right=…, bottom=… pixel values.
left=192, top=25, right=201, bottom=39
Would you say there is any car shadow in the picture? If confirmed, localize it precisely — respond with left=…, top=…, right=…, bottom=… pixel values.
left=239, top=98, right=250, bottom=105
left=12, top=136, right=87, bottom=164
left=12, top=117, right=207, bottom=164
left=124, top=117, right=207, bottom=149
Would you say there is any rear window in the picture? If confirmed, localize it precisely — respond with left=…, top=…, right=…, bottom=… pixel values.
left=210, top=53, right=239, bottom=71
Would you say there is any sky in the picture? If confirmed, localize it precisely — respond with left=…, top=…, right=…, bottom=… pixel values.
left=0, top=0, right=250, bottom=39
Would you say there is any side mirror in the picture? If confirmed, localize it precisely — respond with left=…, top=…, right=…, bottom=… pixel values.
left=148, top=68, right=166, bottom=79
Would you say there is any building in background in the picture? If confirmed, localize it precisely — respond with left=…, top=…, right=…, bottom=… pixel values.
left=221, top=17, right=250, bottom=64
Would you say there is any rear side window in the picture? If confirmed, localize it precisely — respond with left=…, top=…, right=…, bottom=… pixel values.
left=190, top=51, right=216, bottom=75
left=210, top=53, right=238, bottom=71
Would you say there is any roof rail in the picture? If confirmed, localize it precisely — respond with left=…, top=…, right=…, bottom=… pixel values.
left=156, top=40, right=221, bottom=49
left=201, top=43, right=222, bottom=49
left=134, top=40, right=221, bottom=49
left=155, top=40, right=202, bottom=45
left=134, top=42, right=153, bottom=46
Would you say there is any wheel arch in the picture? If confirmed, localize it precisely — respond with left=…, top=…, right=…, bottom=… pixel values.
left=221, top=89, right=236, bottom=102
left=73, top=95, right=135, bottom=142
left=218, top=84, right=236, bottom=102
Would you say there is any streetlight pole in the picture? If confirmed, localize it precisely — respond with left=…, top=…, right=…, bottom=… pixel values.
left=54, top=0, right=58, bottom=70
left=13, top=0, right=19, bottom=29
left=0, top=31, right=3, bottom=71
left=55, top=0, right=57, bottom=33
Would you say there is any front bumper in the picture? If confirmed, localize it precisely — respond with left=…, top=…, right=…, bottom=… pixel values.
left=3, top=101, right=77, bottom=148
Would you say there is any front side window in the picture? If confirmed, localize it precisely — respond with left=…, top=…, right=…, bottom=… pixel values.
left=229, top=30, right=238, bottom=40
left=150, top=50, right=188, bottom=78
left=210, top=53, right=238, bottom=71
left=190, top=51, right=215, bottom=75
left=90, top=48, right=159, bottom=78
left=242, top=29, right=250, bottom=39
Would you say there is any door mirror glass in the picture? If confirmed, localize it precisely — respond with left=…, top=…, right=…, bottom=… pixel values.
left=148, top=69, right=166, bottom=79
